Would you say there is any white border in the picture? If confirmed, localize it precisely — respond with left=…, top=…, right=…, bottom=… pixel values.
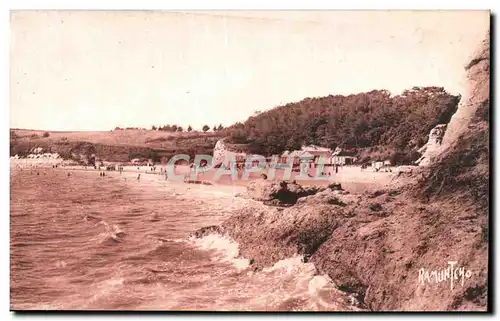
left=1, top=1, right=498, bottom=320
left=2, top=1, right=498, bottom=10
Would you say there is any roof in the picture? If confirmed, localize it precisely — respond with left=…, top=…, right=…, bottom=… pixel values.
left=301, top=145, right=332, bottom=152
left=300, top=151, right=315, bottom=158
left=334, top=151, right=357, bottom=157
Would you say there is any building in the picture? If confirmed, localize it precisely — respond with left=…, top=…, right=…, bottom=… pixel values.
left=279, top=150, right=301, bottom=165
left=301, top=145, right=333, bottom=165
left=95, top=157, right=105, bottom=166
left=280, top=145, right=333, bottom=167
left=331, top=147, right=357, bottom=165
left=372, top=161, right=384, bottom=171
left=280, top=151, right=290, bottom=164
left=130, top=158, right=149, bottom=166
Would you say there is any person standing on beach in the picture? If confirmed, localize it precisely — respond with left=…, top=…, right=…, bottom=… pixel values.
left=137, top=174, right=141, bottom=181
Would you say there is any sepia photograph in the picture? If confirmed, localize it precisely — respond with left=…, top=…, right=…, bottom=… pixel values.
left=9, top=9, right=491, bottom=312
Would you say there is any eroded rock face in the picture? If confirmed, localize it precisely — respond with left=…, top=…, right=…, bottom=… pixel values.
left=415, top=124, right=447, bottom=166
left=430, top=31, right=490, bottom=162
left=212, top=139, right=227, bottom=167
left=199, top=184, right=487, bottom=310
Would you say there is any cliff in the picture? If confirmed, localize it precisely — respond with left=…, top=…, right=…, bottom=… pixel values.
left=415, top=124, right=447, bottom=166
left=416, top=31, right=490, bottom=208
left=212, top=138, right=252, bottom=167
left=193, top=31, right=490, bottom=311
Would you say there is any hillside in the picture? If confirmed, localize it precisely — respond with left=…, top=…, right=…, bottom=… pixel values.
left=226, top=87, right=460, bottom=164
left=10, top=129, right=224, bottom=163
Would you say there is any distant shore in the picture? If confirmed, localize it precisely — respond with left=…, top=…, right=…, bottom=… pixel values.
left=10, top=158, right=416, bottom=194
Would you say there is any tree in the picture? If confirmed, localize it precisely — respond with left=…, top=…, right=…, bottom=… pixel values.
left=224, top=87, right=459, bottom=163
left=151, top=125, right=157, bottom=131
left=177, top=126, right=183, bottom=132
left=213, top=125, right=217, bottom=132
left=171, top=125, right=178, bottom=132
left=230, top=129, right=247, bottom=144
left=42, top=132, right=50, bottom=138
left=187, top=125, right=193, bottom=132
left=217, top=124, right=224, bottom=131
left=202, top=125, right=210, bottom=132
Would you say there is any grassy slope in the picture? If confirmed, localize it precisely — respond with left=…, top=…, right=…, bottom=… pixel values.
left=10, top=129, right=224, bottom=162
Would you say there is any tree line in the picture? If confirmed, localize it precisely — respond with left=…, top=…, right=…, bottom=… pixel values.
left=225, top=86, right=460, bottom=165
left=151, top=124, right=225, bottom=132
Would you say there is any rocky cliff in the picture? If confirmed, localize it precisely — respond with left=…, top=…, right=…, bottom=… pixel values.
left=422, top=32, right=490, bottom=166
left=417, top=30, right=490, bottom=208
left=415, top=124, right=447, bottom=166
left=212, top=139, right=229, bottom=167
left=193, top=31, right=490, bottom=311
left=212, top=139, right=251, bottom=167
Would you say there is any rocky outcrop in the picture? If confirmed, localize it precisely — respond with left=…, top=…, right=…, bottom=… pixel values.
left=212, top=139, right=255, bottom=167
left=212, top=139, right=229, bottom=167
left=417, top=30, right=490, bottom=208
left=427, top=31, right=490, bottom=163
left=415, top=124, right=447, bottom=166
left=194, top=31, right=490, bottom=311
left=416, top=31, right=489, bottom=168
left=196, top=183, right=488, bottom=310
left=243, top=179, right=342, bottom=206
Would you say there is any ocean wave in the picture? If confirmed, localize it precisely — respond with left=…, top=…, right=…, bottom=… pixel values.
left=97, top=221, right=126, bottom=244
left=189, top=234, right=250, bottom=271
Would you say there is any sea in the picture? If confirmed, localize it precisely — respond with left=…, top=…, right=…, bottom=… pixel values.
left=10, top=167, right=358, bottom=311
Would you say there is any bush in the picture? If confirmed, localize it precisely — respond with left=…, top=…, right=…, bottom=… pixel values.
left=43, top=132, right=50, bottom=138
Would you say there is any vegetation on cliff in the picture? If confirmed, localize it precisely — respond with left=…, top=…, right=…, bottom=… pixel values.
left=226, top=86, right=460, bottom=164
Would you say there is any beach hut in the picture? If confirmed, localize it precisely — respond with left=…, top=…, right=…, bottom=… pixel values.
left=300, top=151, right=315, bottom=168
left=331, top=150, right=357, bottom=165
left=372, top=161, right=384, bottom=171
left=280, top=150, right=290, bottom=164
left=301, top=145, right=333, bottom=166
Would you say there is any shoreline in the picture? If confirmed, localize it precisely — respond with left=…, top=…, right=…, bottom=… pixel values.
left=10, top=159, right=411, bottom=195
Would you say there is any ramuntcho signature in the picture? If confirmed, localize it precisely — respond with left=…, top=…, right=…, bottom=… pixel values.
left=418, top=261, right=473, bottom=290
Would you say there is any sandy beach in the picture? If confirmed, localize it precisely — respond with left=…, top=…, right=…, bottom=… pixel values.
left=10, top=157, right=405, bottom=195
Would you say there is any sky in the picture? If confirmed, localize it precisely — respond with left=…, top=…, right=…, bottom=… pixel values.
left=10, top=10, right=490, bottom=131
